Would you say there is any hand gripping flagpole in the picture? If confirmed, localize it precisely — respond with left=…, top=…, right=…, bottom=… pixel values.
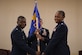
left=34, top=0, right=40, bottom=52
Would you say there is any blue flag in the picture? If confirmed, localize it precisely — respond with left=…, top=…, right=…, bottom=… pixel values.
left=29, top=2, right=41, bottom=36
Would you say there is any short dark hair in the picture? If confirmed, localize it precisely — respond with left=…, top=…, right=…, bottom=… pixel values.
left=17, top=16, right=26, bottom=21
left=58, top=10, right=65, bottom=18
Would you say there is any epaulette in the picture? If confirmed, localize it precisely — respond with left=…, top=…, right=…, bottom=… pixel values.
left=15, top=28, right=18, bottom=30
left=61, top=23, right=64, bottom=25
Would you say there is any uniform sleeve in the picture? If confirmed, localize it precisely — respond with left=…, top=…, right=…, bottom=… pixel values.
left=44, top=25, right=66, bottom=54
left=27, top=32, right=36, bottom=42
left=12, top=30, right=36, bottom=55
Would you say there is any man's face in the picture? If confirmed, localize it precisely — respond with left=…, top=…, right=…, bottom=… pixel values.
left=40, top=19, right=43, bottom=26
left=17, top=18, right=26, bottom=29
left=54, top=12, right=63, bottom=23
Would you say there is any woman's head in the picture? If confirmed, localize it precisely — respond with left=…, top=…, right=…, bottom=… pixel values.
left=54, top=10, right=65, bottom=23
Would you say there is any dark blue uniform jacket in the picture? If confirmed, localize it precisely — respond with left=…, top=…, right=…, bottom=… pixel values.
left=44, top=21, right=70, bottom=55
left=10, top=26, right=36, bottom=55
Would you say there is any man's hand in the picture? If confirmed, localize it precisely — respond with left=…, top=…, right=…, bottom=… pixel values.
left=36, top=34, right=44, bottom=41
left=34, top=29, right=40, bottom=35
left=36, top=51, right=40, bottom=55
left=34, top=29, right=44, bottom=41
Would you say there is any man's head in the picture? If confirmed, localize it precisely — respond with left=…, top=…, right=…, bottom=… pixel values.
left=17, top=16, right=26, bottom=29
left=54, top=10, right=65, bottom=23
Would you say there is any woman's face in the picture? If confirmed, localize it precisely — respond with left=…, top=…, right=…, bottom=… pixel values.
left=54, top=12, right=64, bottom=23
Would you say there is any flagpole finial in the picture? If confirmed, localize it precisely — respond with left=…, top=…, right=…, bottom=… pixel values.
left=35, top=0, right=37, bottom=3
left=35, top=0, right=36, bottom=1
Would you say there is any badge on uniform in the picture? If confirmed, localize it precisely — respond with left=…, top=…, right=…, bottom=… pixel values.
left=16, top=28, right=18, bottom=30
left=22, top=36, right=25, bottom=39
left=61, top=23, right=64, bottom=25
left=42, top=29, right=47, bottom=36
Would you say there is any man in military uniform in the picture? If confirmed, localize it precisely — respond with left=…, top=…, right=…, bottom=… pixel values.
left=28, top=19, right=50, bottom=54
left=10, top=16, right=40, bottom=55
left=42, top=10, right=70, bottom=55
